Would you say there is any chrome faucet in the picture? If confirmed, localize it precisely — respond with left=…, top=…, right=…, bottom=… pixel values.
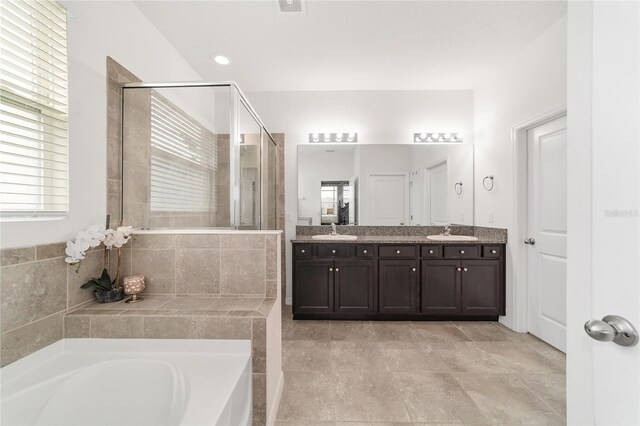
left=331, top=223, right=337, bottom=235
left=442, top=224, right=451, bottom=236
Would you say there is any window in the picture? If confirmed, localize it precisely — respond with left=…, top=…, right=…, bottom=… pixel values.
left=0, top=0, right=69, bottom=216
left=149, top=93, right=217, bottom=212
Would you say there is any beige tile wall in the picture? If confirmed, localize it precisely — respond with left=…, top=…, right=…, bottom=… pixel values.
left=0, top=244, right=102, bottom=366
left=128, top=232, right=280, bottom=297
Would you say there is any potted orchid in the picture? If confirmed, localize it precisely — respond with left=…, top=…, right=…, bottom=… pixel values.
left=66, top=224, right=133, bottom=303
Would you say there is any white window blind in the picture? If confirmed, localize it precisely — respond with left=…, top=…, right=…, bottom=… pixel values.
left=149, top=93, right=217, bottom=212
left=0, top=0, right=68, bottom=215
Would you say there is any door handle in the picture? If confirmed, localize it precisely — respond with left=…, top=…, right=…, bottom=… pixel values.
left=524, top=238, right=536, bottom=245
left=584, top=315, right=638, bottom=347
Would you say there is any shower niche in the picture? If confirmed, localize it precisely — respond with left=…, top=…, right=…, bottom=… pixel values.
left=120, top=83, right=277, bottom=230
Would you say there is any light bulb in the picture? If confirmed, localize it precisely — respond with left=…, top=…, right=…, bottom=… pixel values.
left=443, top=133, right=451, bottom=140
left=324, top=133, right=331, bottom=142
left=312, top=133, right=319, bottom=141
left=420, top=133, right=427, bottom=139
left=336, top=134, right=343, bottom=141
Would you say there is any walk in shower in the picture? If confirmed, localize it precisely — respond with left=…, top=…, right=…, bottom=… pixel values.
left=120, top=82, right=277, bottom=230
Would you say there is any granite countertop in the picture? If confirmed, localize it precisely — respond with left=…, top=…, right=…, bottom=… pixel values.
left=291, top=235, right=507, bottom=244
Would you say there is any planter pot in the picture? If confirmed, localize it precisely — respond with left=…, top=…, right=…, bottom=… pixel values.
left=94, top=288, right=124, bottom=304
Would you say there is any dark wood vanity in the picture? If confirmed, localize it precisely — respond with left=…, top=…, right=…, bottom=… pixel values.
left=292, top=240, right=505, bottom=320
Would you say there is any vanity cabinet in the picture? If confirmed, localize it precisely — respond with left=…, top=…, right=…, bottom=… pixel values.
left=292, top=242, right=505, bottom=320
left=379, top=259, right=419, bottom=314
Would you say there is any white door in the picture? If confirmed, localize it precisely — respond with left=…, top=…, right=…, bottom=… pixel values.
left=567, top=1, right=640, bottom=424
left=368, top=174, right=406, bottom=225
left=429, top=162, right=448, bottom=225
left=526, top=116, right=567, bottom=352
left=409, top=170, right=422, bottom=225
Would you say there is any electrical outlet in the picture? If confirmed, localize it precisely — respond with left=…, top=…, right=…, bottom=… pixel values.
left=488, top=211, right=494, bottom=224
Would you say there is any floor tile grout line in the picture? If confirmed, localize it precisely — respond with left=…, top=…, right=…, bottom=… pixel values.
left=515, top=373, right=567, bottom=421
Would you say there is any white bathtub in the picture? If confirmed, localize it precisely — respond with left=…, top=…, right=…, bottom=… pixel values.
left=0, top=339, right=252, bottom=426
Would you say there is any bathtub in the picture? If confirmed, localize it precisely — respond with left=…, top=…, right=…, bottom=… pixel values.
left=0, top=339, right=252, bottom=426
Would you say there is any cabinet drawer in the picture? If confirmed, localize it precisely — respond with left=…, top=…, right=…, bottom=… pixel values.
left=356, top=245, right=374, bottom=258
left=482, top=245, right=502, bottom=258
left=421, top=245, right=442, bottom=258
left=379, top=245, right=416, bottom=258
left=294, top=245, right=312, bottom=258
left=444, top=245, right=479, bottom=259
left=317, top=245, right=353, bottom=258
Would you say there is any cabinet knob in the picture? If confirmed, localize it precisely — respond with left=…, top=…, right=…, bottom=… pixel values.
left=457, top=267, right=462, bottom=271
left=329, top=267, right=333, bottom=271
left=335, top=268, right=340, bottom=272
left=463, top=267, right=468, bottom=272
left=363, top=250, right=368, bottom=254
left=491, top=249, right=497, bottom=254
left=459, top=250, right=465, bottom=254
left=428, top=249, right=434, bottom=254
left=411, top=267, right=416, bottom=272
left=332, top=249, right=336, bottom=254
left=396, top=250, right=401, bottom=254
left=301, top=249, right=305, bottom=254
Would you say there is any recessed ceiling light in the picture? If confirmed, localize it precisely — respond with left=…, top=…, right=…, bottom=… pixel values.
left=212, top=55, right=231, bottom=65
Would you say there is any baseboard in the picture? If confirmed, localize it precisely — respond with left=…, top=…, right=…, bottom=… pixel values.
left=267, top=371, right=284, bottom=426
left=285, top=298, right=292, bottom=305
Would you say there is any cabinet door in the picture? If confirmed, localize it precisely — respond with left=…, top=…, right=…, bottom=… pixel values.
left=294, top=260, right=334, bottom=314
left=334, top=260, right=375, bottom=313
left=420, top=260, right=461, bottom=314
left=460, top=259, right=501, bottom=315
left=379, top=259, right=418, bottom=314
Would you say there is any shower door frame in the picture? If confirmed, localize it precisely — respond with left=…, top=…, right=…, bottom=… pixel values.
left=120, top=81, right=277, bottom=230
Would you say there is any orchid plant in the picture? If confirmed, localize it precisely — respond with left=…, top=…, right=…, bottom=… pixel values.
left=66, top=224, right=133, bottom=292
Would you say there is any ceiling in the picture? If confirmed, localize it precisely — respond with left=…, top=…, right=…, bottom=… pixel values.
left=134, top=0, right=566, bottom=91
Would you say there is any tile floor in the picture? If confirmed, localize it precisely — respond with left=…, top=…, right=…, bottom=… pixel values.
left=276, top=305, right=566, bottom=425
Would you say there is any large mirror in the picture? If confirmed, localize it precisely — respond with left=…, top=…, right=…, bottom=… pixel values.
left=297, top=144, right=474, bottom=226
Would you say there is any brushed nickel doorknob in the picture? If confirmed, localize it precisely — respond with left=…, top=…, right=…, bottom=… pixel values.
left=524, top=238, right=536, bottom=245
left=585, top=315, right=638, bottom=346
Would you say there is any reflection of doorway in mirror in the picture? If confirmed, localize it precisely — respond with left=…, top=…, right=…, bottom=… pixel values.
left=426, top=161, right=448, bottom=225
left=320, top=180, right=352, bottom=225
left=409, top=170, right=423, bottom=225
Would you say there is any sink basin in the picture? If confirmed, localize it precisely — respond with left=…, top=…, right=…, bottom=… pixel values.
left=311, top=234, right=358, bottom=241
left=426, top=235, right=479, bottom=242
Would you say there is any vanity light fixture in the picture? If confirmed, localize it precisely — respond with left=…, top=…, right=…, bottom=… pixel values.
left=413, top=132, right=463, bottom=143
left=309, top=132, right=359, bottom=143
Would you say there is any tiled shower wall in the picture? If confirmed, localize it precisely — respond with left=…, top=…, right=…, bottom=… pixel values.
left=0, top=245, right=102, bottom=366
left=127, top=233, right=280, bottom=298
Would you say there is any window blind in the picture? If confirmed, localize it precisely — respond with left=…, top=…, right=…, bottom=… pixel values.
left=0, top=0, right=68, bottom=215
left=149, top=93, right=217, bottom=212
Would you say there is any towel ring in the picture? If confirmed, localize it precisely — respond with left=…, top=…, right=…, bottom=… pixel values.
left=483, top=175, right=495, bottom=191
left=454, top=181, right=463, bottom=195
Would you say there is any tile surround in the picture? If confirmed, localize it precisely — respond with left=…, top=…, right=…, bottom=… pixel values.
left=0, top=244, right=102, bottom=367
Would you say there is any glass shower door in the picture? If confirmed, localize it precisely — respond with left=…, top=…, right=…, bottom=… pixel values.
left=237, top=99, right=261, bottom=229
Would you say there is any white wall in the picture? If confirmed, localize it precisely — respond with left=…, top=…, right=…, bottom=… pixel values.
left=0, top=0, right=204, bottom=248
left=247, top=90, right=474, bottom=302
left=473, top=17, right=567, bottom=329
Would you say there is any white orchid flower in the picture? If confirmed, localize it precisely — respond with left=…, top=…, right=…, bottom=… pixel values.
left=65, top=224, right=107, bottom=264
left=103, top=226, right=132, bottom=249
